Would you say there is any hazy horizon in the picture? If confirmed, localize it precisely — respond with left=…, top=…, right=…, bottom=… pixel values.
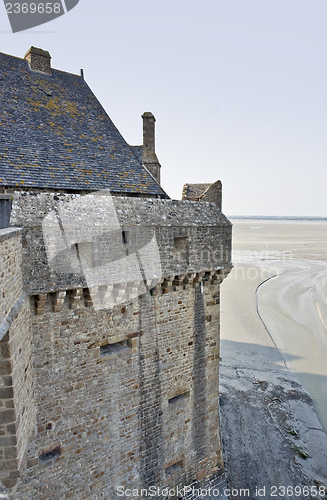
left=1, top=0, right=326, bottom=216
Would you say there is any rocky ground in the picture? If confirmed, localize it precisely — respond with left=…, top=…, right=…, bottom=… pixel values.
left=219, top=345, right=327, bottom=500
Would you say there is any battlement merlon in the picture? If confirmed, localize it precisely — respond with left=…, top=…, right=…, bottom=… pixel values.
left=9, top=192, right=232, bottom=295
left=182, top=181, right=222, bottom=211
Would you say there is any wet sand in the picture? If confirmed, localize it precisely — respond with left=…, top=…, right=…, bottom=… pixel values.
left=219, top=220, right=327, bottom=496
left=231, top=219, right=327, bottom=262
left=231, top=220, right=327, bottom=432
left=258, top=259, right=327, bottom=434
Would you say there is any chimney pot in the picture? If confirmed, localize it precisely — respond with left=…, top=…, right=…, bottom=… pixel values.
left=24, top=47, right=51, bottom=75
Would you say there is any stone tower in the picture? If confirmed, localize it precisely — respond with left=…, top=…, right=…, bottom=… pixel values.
left=0, top=47, right=232, bottom=499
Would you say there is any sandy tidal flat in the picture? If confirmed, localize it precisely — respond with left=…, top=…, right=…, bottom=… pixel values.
left=258, top=259, right=327, bottom=433
left=219, top=220, right=327, bottom=495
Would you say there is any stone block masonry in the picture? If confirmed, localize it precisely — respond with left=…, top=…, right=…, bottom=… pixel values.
left=0, top=229, right=23, bottom=328
left=9, top=192, right=231, bottom=295
left=13, top=275, right=225, bottom=499
left=1, top=190, right=231, bottom=499
left=0, top=229, right=34, bottom=489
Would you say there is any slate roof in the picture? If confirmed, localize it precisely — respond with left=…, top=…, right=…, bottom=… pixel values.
left=130, top=145, right=143, bottom=163
left=0, top=52, right=168, bottom=197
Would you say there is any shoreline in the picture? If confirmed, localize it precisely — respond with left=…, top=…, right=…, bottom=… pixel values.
left=219, top=219, right=327, bottom=496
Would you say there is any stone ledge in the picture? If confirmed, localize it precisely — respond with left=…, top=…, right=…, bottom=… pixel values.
left=28, top=267, right=233, bottom=297
left=0, top=228, right=22, bottom=245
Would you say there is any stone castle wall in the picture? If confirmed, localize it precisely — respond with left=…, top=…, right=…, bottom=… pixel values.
left=0, top=189, right=231, bottom=498
left=0, top=229, right=34, bottom=489
left=0, top=230, right=22, bottom=326
left=14, top=276, right=224, bottom=499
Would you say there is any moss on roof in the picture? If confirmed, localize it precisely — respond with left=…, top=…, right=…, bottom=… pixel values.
left=0, top=52, right=168, bottom=198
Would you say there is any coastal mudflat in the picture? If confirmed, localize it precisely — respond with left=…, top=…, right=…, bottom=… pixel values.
left=219, top=220, right=327, bottom=498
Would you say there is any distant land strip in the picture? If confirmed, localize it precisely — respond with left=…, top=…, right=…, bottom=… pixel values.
left=228, top=216, right=327, bottom=221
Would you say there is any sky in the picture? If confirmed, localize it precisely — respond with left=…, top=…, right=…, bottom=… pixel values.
left=0, top=0, right=326, bottom=216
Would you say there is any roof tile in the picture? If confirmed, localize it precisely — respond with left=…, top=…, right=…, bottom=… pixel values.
left=0, top=52, right=168, bottom=198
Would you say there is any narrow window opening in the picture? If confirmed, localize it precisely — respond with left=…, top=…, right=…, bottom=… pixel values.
left=165, top=460, right=184, bottom=477
left=0, top=197, right=12, bottom=230
left=173, top=236, right=189, bottom=265
left=39, top=446, right=61, bottom=463
left=168, top=391, right=190, bottom=405
left=122, top=231, right=130, bottom=244
left=100, top=340, right=131, bottom=356
left=173, top=236, right=188, bottom=252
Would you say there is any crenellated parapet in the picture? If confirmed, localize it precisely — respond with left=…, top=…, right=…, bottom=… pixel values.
left=30, top=268, right=232, bottom=315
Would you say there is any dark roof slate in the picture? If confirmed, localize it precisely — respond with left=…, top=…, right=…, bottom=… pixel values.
left=0, top=52, right=168, bottom=197
left=130, top=145, right=143, bottom=163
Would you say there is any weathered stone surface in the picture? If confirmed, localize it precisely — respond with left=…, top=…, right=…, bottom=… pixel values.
left=182, top=181, right=222, bottom=210
left=9, top=192, right=231, bottom=295
left=0, top=229, right=34, bottom=488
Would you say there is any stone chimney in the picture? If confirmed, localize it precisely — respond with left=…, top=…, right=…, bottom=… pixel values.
left=142, top=112, right=161, bottom=185
left=24, top=47, right=51, bottom=75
